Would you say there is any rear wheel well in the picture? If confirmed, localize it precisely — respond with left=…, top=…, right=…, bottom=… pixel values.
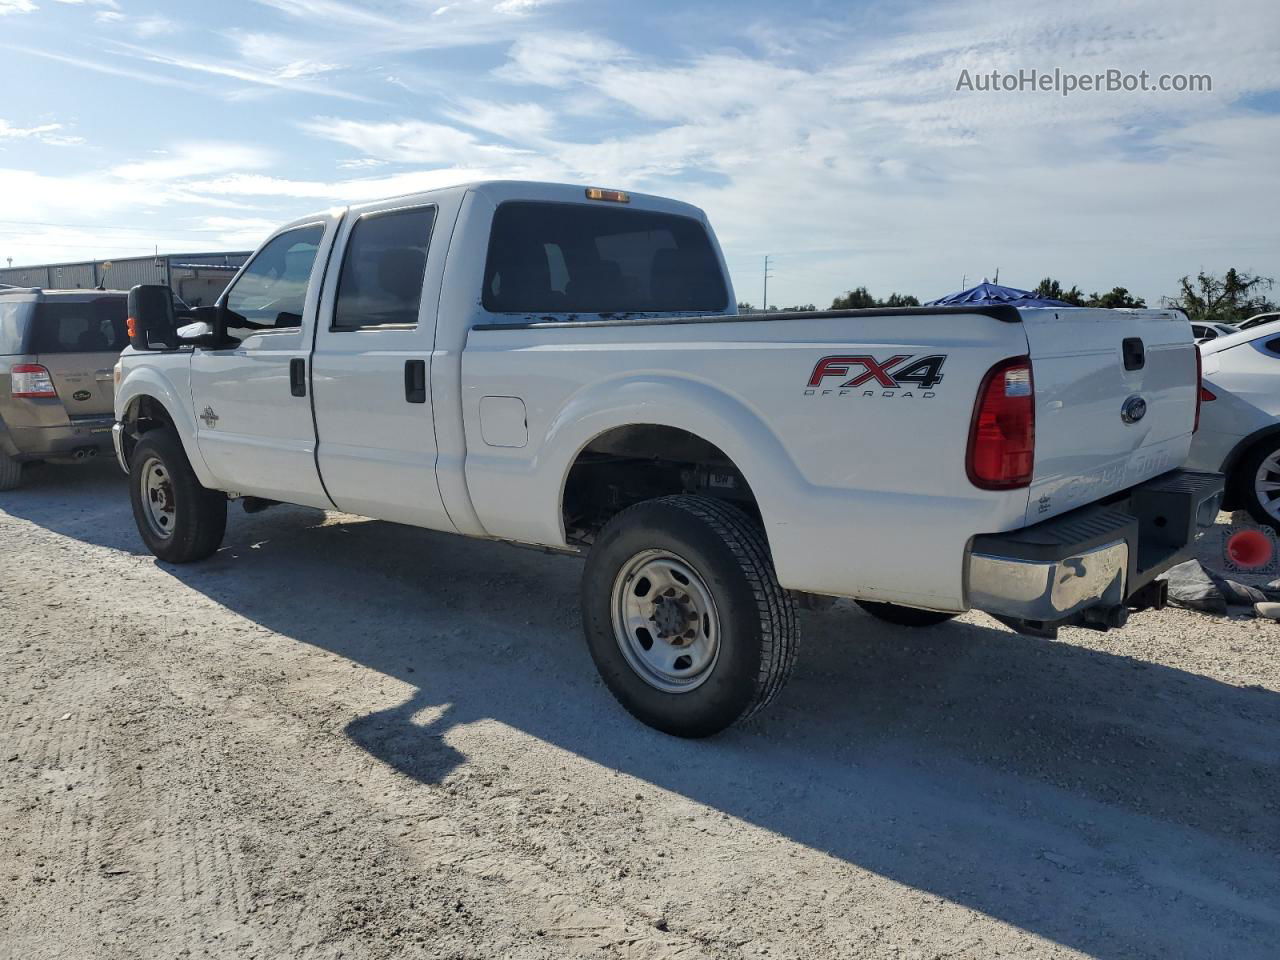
left=562, top=425, right=760, bottom=546
left=121, top=395, right=176, bottom=465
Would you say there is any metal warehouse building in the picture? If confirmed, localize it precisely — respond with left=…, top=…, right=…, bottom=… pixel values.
left=0, top=251, right=251, bottom=307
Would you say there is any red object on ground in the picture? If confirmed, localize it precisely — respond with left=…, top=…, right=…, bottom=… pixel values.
left=1227, top=529, right=1274, bottom=569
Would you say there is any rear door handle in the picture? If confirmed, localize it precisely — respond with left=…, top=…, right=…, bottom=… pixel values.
left=289, top=358, right=307, bottom=397
left=404, top=359, right=426, bottom=404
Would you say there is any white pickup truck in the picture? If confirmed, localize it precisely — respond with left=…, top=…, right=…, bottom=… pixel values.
left=114, top=180, right=1222, bottom=736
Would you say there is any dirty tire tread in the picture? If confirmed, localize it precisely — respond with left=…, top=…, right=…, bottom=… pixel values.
left=584, top=495, right=798, bottom=735
left=129, top=429, right=226, bottom=563
left=0, top=451, right=21, bottom=491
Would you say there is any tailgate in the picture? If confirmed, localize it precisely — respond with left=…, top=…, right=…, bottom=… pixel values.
left=31, top=297, right=128, bottom=417
left=1021, top=307, right=1197, bottom=525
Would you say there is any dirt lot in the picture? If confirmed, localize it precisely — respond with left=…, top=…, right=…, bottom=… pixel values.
left=1, top=462, right=1277, bottom=960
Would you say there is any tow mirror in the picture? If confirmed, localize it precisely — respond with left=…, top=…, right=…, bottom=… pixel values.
left=127, top=284, right=178, bottom=350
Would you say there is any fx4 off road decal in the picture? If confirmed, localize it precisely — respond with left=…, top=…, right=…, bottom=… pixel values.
left=805, top=354, right=947, bottom=398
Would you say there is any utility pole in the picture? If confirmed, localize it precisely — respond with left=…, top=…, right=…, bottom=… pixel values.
left=762, top=255, right=773, bottom=313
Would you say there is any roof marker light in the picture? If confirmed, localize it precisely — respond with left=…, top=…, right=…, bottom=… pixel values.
left=585, top=187, right=630, bottom=203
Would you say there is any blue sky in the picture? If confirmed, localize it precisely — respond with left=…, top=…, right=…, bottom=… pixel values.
left=0, top=0, right=1277, bottom=307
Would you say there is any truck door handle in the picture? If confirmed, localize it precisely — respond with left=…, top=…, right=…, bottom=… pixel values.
left=289, top=358, right=307, bottom=397
left=404, top=359, right=426, bottom=404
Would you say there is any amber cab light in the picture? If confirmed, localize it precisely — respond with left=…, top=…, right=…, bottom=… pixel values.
left=585, top=187, right=630, bottom=203
left=967, top=356, right=1035, bottom=490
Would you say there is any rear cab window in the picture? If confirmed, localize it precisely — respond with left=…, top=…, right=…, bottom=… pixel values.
left=482, top=202, right=728, bottom=315
left=30, top=298, right=128, bottom=353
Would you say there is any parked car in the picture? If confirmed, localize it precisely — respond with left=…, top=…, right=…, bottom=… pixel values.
left=1190, top=321, right=1242, bottom=343
left=1238, top=311, right=1280, bottom=331
left=114, top=180, right=1221, bottom=736
left=1187, top=325, right=1280, bottom=532
left=0, top=287, right=130, bottom=489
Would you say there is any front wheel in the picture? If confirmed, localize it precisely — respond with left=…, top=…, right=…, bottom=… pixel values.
left=128, top=429, right=227, bottom=563
left=581, top=496, right=798, bottom=738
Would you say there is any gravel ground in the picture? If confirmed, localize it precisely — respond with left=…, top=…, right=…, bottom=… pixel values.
left=1, top=461, right=1277, bottom=960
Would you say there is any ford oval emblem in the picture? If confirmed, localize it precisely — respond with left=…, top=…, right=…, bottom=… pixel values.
left=1121, top=395, right=1147, bottom=424
left=72, top=389, right=92, bottom=402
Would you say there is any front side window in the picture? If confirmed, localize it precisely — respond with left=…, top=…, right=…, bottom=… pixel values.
left=482, top=202, right=728, bottom=315
left=333, top=206, right=436, bottom=330
left=30, top=298, right=128, bottom=353
left=223, top=224, right=325, bottom=338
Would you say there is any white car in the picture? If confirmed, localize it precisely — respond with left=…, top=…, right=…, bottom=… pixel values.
left=1186, top=325, right=1280, bottom=531
left=1238, top=311, right=1280, bottom=332
left=1190, top=321, right=1241, bottom=343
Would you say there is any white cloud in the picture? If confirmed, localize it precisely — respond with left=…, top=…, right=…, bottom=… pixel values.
left=133, top=14, right=178, bottom=38
left=298, top=117, right=533, bottom=166
left=443, top=99, right=555, bottom=142
left=112, top=143, right=275, bottom=182
left=0, top=119, right=84, bottom=146
left=495, top=31, right=629, bottom=88
left=0, top=0, right=37, bottom=13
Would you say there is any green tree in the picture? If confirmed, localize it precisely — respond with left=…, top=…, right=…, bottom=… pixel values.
left=1087, top=287, right=1146, bottom=309
left=830, top=288, right=919, bottom=309
left=1034, top=277, right=1087, bottom=306
left=1163, top=268, right=1276, bottom=324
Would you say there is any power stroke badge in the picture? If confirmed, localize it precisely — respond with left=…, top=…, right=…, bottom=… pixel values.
left=805, top=354, right=947, bottom=399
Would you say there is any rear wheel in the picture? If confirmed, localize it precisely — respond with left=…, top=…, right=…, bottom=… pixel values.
left=856, top=600, right=958, bottom=627
left=581, top=496, right=797, bottom=738
left=128, top=429, right=226, bottom=562
left=1236, top=437, right=1280, bottom=535
left=0, top=451, right=21, bottom=491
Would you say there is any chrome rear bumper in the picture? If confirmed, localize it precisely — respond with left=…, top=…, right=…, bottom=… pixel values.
left=966, top=470, right=1224, bottom=631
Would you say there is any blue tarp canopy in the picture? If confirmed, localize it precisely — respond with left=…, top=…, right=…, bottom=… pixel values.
left=925, top=282, right=1073, bottom=308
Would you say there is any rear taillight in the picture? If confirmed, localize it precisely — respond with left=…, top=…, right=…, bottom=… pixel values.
left=1194, top=346, right=1203, bottom=432
left=967, top=356, right=1035, bottom=490
left=11, top=363, right=57, bottom=399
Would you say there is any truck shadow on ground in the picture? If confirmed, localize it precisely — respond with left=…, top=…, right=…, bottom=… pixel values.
left=5, top=465, right=1279, bottom=960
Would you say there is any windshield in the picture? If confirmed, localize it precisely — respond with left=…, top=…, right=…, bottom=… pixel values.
left=482, top=202, right=728, bottom=315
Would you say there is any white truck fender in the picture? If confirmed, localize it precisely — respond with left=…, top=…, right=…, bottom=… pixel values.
left=116, top=368, right=217, bottom=489
left=538, top=375, right=806, bottom=551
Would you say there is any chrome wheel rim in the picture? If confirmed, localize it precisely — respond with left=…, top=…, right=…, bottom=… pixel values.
left=611, top=549, right=721, bottom=693
left=140, top=455, right=176, bottom=540
left=1255, top=450, right=1280, bottom=523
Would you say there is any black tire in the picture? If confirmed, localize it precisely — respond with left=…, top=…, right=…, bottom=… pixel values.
left=581, top=495, right=797, bottom=738
left=1234, top=436, right=1280, bottom=535
left=128, top=429, right=226, bottom=562
left=855, top=600, right=958, bottom=627
left=0, top=451, right=21, bottom=491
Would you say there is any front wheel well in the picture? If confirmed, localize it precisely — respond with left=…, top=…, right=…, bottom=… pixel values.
left=561, top=424, right=760, bottom=546
left=120, top=395, right=177, bottom=465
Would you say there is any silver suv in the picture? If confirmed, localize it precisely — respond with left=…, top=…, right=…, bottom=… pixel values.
left=0, top=288, right=129, bottom=489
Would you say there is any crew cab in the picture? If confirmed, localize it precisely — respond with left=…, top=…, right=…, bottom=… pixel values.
left=114, top=180, right=1222, bottom=736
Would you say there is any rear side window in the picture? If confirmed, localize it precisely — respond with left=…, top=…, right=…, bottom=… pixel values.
left=0, top=300, right=34, bottom=354
left=29, top=298, right=128, bottom=353
left=333, top=205, right=436, bottom=330
left=482, top=202, right=728, bottom=315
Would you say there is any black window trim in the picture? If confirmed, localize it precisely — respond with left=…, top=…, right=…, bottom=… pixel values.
left=329, top=202, right=438, bottom=333
left=216, top=220, right=328, bottom=342
left=480, top=199, right=729, bottom=316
